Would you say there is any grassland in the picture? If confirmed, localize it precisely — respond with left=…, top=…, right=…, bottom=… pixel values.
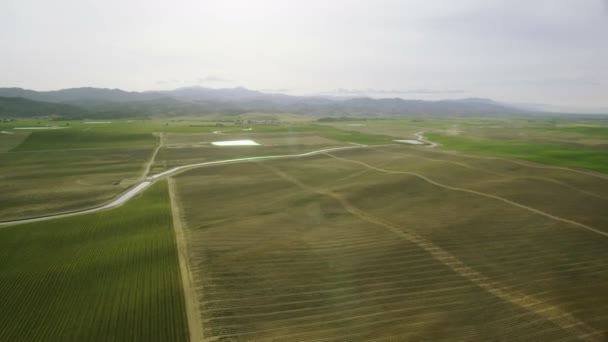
left=172, top=146, right=608, bottom=341
left=0, top=181, right=187, bottom=341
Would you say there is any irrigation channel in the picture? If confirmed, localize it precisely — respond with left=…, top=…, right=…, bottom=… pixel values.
left=0, top=145, right=365, bottom=227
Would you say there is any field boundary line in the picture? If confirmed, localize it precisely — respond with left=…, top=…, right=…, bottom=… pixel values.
left=418, top=144, right=608, bottom=180
left=512, top=176, right=608, bottom=199
left=326, top=153, right=608, bottom=238
left=168, top=178, right=206, bottom=342
left=147, top=145, right=365, bottom=180
left=0, top=181, right=153, bottom=228
left=263, top=163, right=604, bottom=342
left=387, top=150, right=608, bottom=200
left=502, top=158, right=608, bottom=180
left=2, top=145, right=157, bottom=154
left=143, top=132, right=163, bottom=178
left=0, top=145, right=366, bottom=227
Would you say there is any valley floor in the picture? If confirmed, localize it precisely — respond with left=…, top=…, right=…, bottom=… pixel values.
left=1, top=117, right=607, bottom=341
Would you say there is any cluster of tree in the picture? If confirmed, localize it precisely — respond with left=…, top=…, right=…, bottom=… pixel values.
left=317, top=116, right=365, bottom=122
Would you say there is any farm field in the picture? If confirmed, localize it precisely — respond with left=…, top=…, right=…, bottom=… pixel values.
left=172, top=145, right=608, bottom=341
left=0, top=119, right=391, bottom=221
left=162, top=132, right=340, bottom=147
left=0, top=131, right=29, bottom=151
left=333, top=146, right=608, bottom=228
left=2, top=116, right=607, bottom=341
left=425, top=133, right=608, bottom=174
left=321, top=117, right=608, bottom=174
left=0, top=181, right=188, bottom=341
left=5, top=2, right=608, bottom=340
left=151, top=132, right=346, bottom=174
left=0, top=147, right=154, bottom=220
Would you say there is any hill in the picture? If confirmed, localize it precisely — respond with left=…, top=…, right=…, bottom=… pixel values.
left=0, top=86, right=528, bottom=118
left=0, top=96, right=83, bottom=118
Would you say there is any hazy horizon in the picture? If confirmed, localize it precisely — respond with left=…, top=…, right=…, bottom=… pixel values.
left=2, top=0, right=607, bottom=113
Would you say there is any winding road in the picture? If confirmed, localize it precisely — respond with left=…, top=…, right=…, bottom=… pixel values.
left=0, top=145, right=365, bottom=227
left=415, top=131, right=439, bottom=148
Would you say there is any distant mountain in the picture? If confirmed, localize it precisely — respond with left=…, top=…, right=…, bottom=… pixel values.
left=157, top=87, right=525, bottom=116
left=160, top=86, right=267, bottom=102
left=0, top=97, right=83, bottom=118
left=440, top=98, right=506, bottom=106
left=323, top=97, right=524, bottom=116
left=0, top=87, right=166, bottom=105
left=509, top=102, right=608, bottom=115
left=0, top=86, right=528, bottom=118
left=157, top=86, right=336, bottom=106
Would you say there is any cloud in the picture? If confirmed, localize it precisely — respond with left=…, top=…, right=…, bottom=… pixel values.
left=2, top=0, right=606, bottom=108
left=321, top=88, right=469, bottom=96
left=158, top=76, right=231, bottom=87
left=197, top=75, right=231, bottom=83
left=399, top=89, right=469, bottom=94
left=501, top=76, right=604, bottom=87
left=155, top=79, right=184, bottom=86
left=260, top=88, right=290, bottom=93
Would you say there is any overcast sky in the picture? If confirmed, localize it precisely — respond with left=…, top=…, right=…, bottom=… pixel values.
left=2, top=0, right=607, bottom=111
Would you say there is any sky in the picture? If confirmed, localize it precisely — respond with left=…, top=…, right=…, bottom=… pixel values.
left=2, top=0, right=607, bottom=112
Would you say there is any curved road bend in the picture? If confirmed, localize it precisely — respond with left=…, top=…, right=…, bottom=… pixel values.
left=415, top=131, right=439, bottom=148
left=0, top=145, right=365, bottom=227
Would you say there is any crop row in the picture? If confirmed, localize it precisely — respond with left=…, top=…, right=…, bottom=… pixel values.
left=0, top=181, right=188, bottom=341
left=174, top=160, right=591, bottom=341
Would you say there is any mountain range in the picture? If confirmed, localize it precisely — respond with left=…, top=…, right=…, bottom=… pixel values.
left=0, top=86, right=535, bottom=119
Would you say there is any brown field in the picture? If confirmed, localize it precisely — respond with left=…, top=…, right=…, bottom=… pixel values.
left=0, top=147, right=154, bottom=220
left=162, top=132, right=340, bottom=147
left=171, top=145, right=608, bottom=341
left=335, top=146, right=608, bottom=228
left=151, top=133, right=343, bottom=174
left=0, top=132, right=30, bottom=151
left=320, top=121, right=423, bottom=140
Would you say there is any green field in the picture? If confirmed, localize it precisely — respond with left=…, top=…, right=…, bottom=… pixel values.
left=426, top=133, right=608, bottom=173
left=317, top=116, right=608, bottom=174
left=13, top=128, right=156, bottom=151
left=0, top=119, right=395, bottom=151
left=549, top=125, right=608, bottom=137
left=0, top=181, right=188, bottom=341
